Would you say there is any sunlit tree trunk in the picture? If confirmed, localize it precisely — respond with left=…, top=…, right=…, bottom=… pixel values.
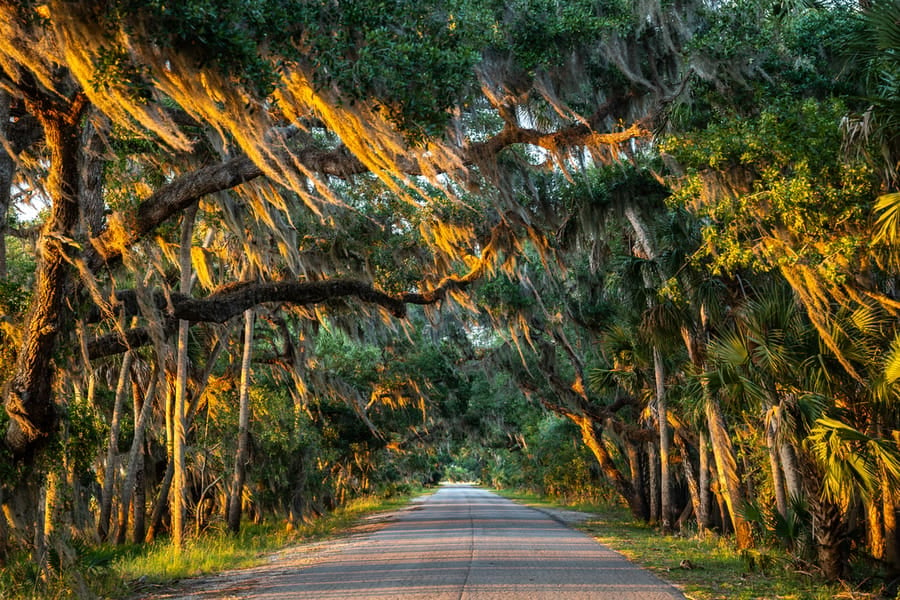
left=883, top=473, right=899, bottom=570
left=704, top=393, right=752, bottom=547
left=171, top=206, right=197, bottom=550
left=5, top=95, right=85, bottom=456
left=116, top=370, right=158, bottom=545
left=98, top=351, right=134, bottom=540
left=624, top=207, right=672, bottom=529
left=653, top=347, right=671, bottom=529
left=2, top=95, right=85, bottom=558
left=568, top=413, right=646, bottom=520
left=778, top=438, right=802, bottom=502
left=227, top=308, right=254, bottom=533
left=698, top=430, right=711, bottom=531
left=765, top=413, right=788, bottom=520
left=867, top=490, right=885, bottom=561
left=682, top=307, right=751, bottom=547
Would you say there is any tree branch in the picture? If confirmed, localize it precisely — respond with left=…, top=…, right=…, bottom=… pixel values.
left=86, top=109, right=648, bottom=270
left=86, top=277, right=465, bottom=359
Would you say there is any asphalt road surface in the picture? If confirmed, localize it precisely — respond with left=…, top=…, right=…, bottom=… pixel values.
left=158, top=484, right=685, bottom=599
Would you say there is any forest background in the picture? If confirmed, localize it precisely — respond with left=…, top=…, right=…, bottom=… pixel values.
left=3, top=0, right=900, bottom=597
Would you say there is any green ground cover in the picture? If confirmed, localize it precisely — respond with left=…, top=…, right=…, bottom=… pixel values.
left=496, top=489, right=881, bottom=600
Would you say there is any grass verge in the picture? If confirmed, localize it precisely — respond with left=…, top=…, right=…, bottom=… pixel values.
left=0, top=487, right=429, bottom=600
left=110, top=489, right=428, bottom=597
left=494, top=489, right=878, bottom=600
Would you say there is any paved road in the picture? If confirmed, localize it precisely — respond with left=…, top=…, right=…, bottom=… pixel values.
left=160, top=484, right=685, bottom=599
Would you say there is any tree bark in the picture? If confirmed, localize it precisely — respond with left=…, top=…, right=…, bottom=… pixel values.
left=673, top=429, right=702, bottom=530
left=653, top=347, right=671, bottom=529
left=98, top=351, right=133, bottom=540
left=813, top=497, right=848, bottom=580
left=568, top=413, right=646, bottom=520
left=146, top=460, right=174, bottom=543
left=647, top=442, right=660, bottom=524
left=883, top=472, right=899, bottom=571
left=0, top=90, right=12, bottom=280
left=705, top=394, right=753, bottom=548
left=5, top=94, right=86, bottom=455
left=171, top=206, right=197, bottom=550
left=227, top=309, right=254, bottom=534
left=624, top=206, right=671, bottom=529
left=765, top=411, right=788, bottom=520
left=698, top=430, right=711, bottom=531
left=116, top=370, right=158, bottom=545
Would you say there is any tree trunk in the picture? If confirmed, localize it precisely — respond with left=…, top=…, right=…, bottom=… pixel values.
left=647, top=442, right=660, bottom=524
left=624, top=439, right=650, bottom=522
left=698, top=430, right=711, bottom=531
left=569, top=413, right=646, bottom=520
left=0, top=90, right=12, bottom=280
left=765, top=412, right=788, bottom=520
left=5, top=98, right=85, bottom=456
left=883, top=473, right=899, bottom=572
left=78, top=113, right=108, bottom=237
left=132, top=454, right=146, bottom=544
left=116, top=370, right=158, bottom=545
left=866, top=489, right=885, bottom=561
left=623, top=207, right=671, bottom=528
left=653, top=347, right=671, bottom=529
left=778, top=438, right=803, bottom=502
left=813, top=497, right=848, bottom=580
left=171, top=206, right=197, bottom=550
left=673, top=429, right=702, bottom=531
left=146, top=460, right=174, bottom=543
left=227, top=309, right=254, bottom=534
left=99, top=351, right=134, bottom=540
left=705, top=395, right=753, bottom=548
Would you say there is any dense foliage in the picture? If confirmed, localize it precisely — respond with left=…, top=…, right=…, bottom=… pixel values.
left=3, top=0, right=900, bottom=597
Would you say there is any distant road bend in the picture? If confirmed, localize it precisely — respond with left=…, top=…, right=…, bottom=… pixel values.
left=161, top=484, right=685, bottom=599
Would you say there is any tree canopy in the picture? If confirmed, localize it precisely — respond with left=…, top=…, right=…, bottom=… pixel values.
left=5, top=0, right=900, bottom=596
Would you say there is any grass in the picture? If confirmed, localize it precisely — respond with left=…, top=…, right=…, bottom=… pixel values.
left=0, top=487, right=429, bottom=600
left=110, top=490, right=428, bottom=597
left=494, top=489, right=881, bottom=600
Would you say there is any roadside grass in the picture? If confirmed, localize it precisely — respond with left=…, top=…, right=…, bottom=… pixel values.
left=0, top=487, right=428, bottom=600
left=495, top=489, right=880, bottom=600
left=109, top=489, right=427, bottom=597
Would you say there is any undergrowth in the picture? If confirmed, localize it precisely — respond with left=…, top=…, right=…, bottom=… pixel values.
left=495, top=488, right=883, bottom=600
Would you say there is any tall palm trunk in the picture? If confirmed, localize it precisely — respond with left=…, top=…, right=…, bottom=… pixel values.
left=812, top=497, right=849, bottom=580
left=883, top=473, right=899, bottom=571
left=672, top=427, right=702, bottom=529
left=698, top=430, right=711, bottom=531
left=227, top=309, right=254, bottom=533
left=171, top=206, right=197, bottom=550
left=624, top=206, right=672, bottom=528
left=704, top=392, right=753, bottom=548
left=653, top=347, right=671, bottom=528
left=682, top=308, right=751, bottom=547
left=765, top=410, right=789, bottom=519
